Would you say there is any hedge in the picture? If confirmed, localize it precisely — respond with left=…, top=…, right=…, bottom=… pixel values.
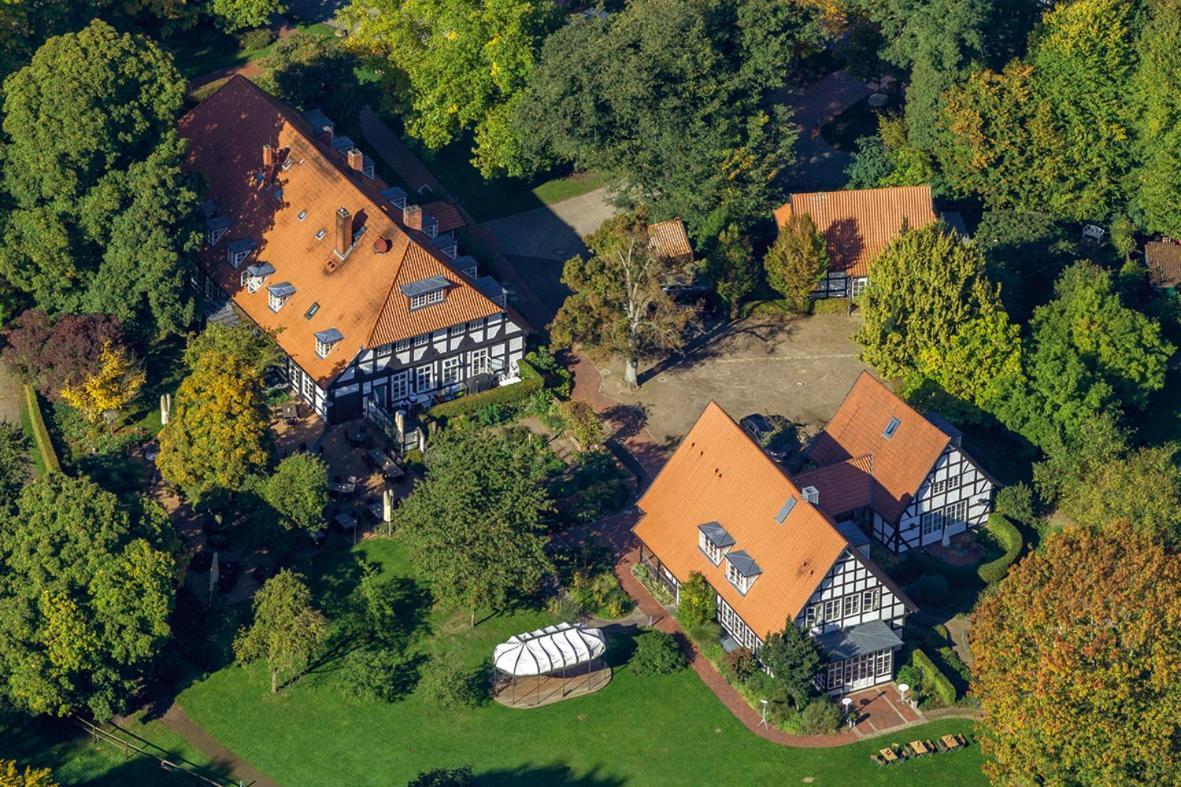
left=811, top=298, right=851, bottom=315
left=912, top=648, right=957, bottom=707
left=23, top=384, right=61, bottom=473
left=977, top=513, right=1024, bottom=585
left=426, top=359, right=543, bottom=420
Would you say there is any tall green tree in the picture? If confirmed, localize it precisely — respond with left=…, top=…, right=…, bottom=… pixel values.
left=263, top=454, right=329, bottom=533
left=234, top=570, right=327, bottom=694
left=209, top=0, right=285, bottom=32
left=341, top=0, right=562, bottom=176
left=971, top=523, right=1181, bottom=785
left=706, top=224, right=759, bottom=320
left=764, top=213, right=829, bottom=312
left=157, top=351, right=271, bottom=500
left=1132, top=0, right=1181, bottom=236
left=0, top=20, right=198, bottom=335
left=550, top=214, right=696, bottom=389
left=397, top=427, right=554, bottom=626
left=1055, top=445, right=1181, bottom=547
left=0, top=424, right=31, bottom=513
left=182, top=323, right=284, bottom=375
left=758, top=622, right=822, bottom=710
left=517, top=0, right=813, bottom=232
left=0, top=474, right=176, bottom=719
left=856, top=223, right=1004, bottom=380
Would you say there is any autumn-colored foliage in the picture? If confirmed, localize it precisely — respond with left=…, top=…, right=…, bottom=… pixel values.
left=970, top=523, right=1181, bottom=784
left=59, top=341, right=145, bottom=427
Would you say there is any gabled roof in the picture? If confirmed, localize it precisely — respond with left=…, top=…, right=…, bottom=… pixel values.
left=808, top=372, right=950, bottom=523
left=178, top=76, right=504, bottom=386
left=773, top=186, right=937, bottom=277
left=794, top=455, right=874, bottom=518
left=648, top=218, right=694, bottom=261
left=1145, top=241, right=1181, bottom=288
left=633, top=401, right=852, bottom=639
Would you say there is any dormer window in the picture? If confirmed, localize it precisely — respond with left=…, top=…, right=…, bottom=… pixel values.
left=226, top=239, right=256, bottom=269
left=698, top=522, right=735, bottom=566
left=282, top=158, right=295, bottom=171
left=205, top=216, right=231, bottom=246
left=268, top=282, right=295, bottom=312
left=315, top=228, right=327, bottom=241
left=241, top=262, right=275, bottom=293
left=400, top=275, right=451, bottom=310
left=883, top=417, right=901, bottom=438
left=314, top=328, right=342, bottom=358
left=724, top=551, right=762, bottom=595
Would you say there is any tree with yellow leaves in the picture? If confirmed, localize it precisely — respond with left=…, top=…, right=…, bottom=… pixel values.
left=59, top=341, right=144, bottom=432
left=0, top=760, right=57, bottom=787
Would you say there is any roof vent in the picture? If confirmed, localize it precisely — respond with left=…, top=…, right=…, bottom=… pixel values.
left=373, top=237, right=392, bottom=254
left=775, top=496, right=797, bottom=524
left=802, top=486, right=819, bottom=505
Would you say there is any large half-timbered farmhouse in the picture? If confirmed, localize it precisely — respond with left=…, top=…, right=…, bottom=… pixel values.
left=178, top=76, right=527, bottom=424
left=797, top=372, right=998, bottom=552
left=633, top=402, right=916, bottom=694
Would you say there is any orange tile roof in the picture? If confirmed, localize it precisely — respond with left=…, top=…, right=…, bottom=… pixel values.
left=648, top=218, right=694, bottom=261
left=178, top=76, right=502, bottom=386
left=422, top=200, right=466, bottom=233
left=633, top=401, right=851, bottom=639
left=808, top=372, right=950, bottom=523
left=1146, top=241, right=1181, bottom=288
left=773, top=186, right=937, bottom=276
left=795, top=455, right=874, bottom=518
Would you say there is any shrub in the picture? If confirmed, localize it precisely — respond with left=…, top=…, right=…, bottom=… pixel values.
left=408, top=766, right=474, bottom=787
left=23, top=386, right=60, bottom=473
left=938, top=644, right=973, bottom=685
left=812, top=298, right=850, bottom=315
left=629, top=630, right=687, bottom=675
left=568, top=570, right=632, bottom=620
left=905, top=573, right=950, bottom=604
left=726, top=647, right=758, bottom=682
left=420, top=652, right=483, bottom=708
left=978, top=513, right=1024, bottom=584
left=427, top=360, right=543, bottom=420
left=911, top=648, right=956, bottom=707
left=995, top=482, right=1036, bottom=527
left=631, top=563, right=674, bottom=605
left=677, top=572, right=715, bottom=628
left=557, top=399, right=604, bottom=448
left=896, top=663, right=921, bottom=692
left=799, top=697, right=841, bottom=734
left=546, top=593, right=585, bottom=622
left=474, top=402, right=515, bottom=427
left=682, top=620, right=722, bottom=646
left=341, top=647, right=413, bottom=703
left=524, top=346, right=573, bottom=398
left=238, top=28, right=275, bottom=50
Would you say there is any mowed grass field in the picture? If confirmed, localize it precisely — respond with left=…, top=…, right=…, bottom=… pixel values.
left=174, top=539, right=987, bottom=786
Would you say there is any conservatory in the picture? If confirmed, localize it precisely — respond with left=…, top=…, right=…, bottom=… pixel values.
left=491, top=622, right=610, bottom=708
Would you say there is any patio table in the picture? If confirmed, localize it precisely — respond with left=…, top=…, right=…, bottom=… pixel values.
left=879, top=748, right=898, bottom=763
left=909, top=741, right=929, bottom=756
left=941, top=735, right=961, bottom=750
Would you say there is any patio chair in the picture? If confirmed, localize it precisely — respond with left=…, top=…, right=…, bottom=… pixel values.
left=870, top=754, right=885, bottom=767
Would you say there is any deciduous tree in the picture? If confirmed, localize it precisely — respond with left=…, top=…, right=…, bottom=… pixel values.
left=233, top=570, right=327, bottom=693
left=706, top=224, right=759, bottom=320
left=396, top=427, right=554, bottom=626
left=0, top=760, right=57, bottom=787
left=758, top=622, right=822, bottom=710
left=550, top=214, right=696, bottom=389
left=971, top=523, right=1181, bottom=784
left=1132, top=0, right=1181, bottom=236
left=59, top=341, right=146, bottom=430
left=2, top=310, right=127, bottom=401
left=209, top=0, right=285, bottom=32
left=157, top=352, right=271, bottom=499
left=1056, top=445, right=1181, bottom=547
left=263, top=454, right=328, bottom=533
left=0, top=474, right=176, bottom=719
left=0, top=424, right=31, bottom=513
left=764, top=213, right=829, bottom=312
left=182, top=323, right=283, bottom=376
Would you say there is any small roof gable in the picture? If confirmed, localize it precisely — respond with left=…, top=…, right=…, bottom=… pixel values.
left=698, top=521, right=735, bottom=548
left=634, top=401, right=851, bottom=639
left=399, top=275, right=451, bottom=298
left=774, top=186, right=937, bottom=277
left=648, top=218, right=694, bottom=260
left=808, top=372, right=950, bottom=523
left=422, top=200, right=466, bottom=233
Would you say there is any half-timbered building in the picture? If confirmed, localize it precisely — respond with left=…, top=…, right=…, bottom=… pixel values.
left=633, top=402, right=915, bottom=694
left=773, top=186, right=938, bottom=299
left=178, top=76, right=527, bottom=424
left=797, top=372, right=997, bottom=553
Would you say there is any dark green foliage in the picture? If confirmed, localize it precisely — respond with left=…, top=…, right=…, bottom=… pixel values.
left=726, top=648, right=758, bottom=683
left=0, top=20, right=199, bottom=337
left=677, top=572, right=716, bottom=629
left=799, top=697, right=841, bottom=735
left=758, top=622, right=823, bottom=709
left=560, top=450, right=630, bottom=524
left=977, top=514, right=1024, bottom=585
left=22, top=386, right=60, bottom=474
left=0, top=473, right=176, bottom=719
left=233, top=570, right=327, bottom=694
left=1133, top=1, right=1181, bottom=236
left=629, top=630, right=687, bottom=676
left=426, top=359, right=543, bottom=420
left=183, top=323, right=284, bottom=375
left=238, top=28, right=274, bottom=51
left=974, top=210, right=1073, bottom=322
left=407, top=766, right=474, bottom=787
left=845, top=135, right=895, bottom=189
left=517, top=0, right=816, bottom=230
left=911, top=648, right=957, bottom=707
left=263, top=454, right=328, bottom=532
left=905, top=574, right=950, bottom=605
left=523, top=347, right=572, bottom=398
left=0, top=424, right=31, bottom=511
left=707, top=224, right=760, bottom=319
left=993, top=482, right=1036, bottom=529
left=256, top=30, right=373, bottom=137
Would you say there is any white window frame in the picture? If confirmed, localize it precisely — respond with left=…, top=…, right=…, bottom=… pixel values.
left=946, top=474, right=961, bottom=491
left=849, top=277, right=868, bottom=298
left=410, top=289, right=445, bottom=310
left=441, top=356, right=462, bottom=386
left=390, top=371, right=409, bottom=402
left=823, top=598, right=840, bottom=622
left=862, top=588, right=881, bottom=613
left=315, top=337, right=336, bottom=359
left=268, top=291, right=288, bottom=312
left=876, top=649, right=893, bottom=677
left=698, top=531, right=723, bottom=565
left=471, top=348, right=490, bottom=374
left=930, top=479, right=946, bottom=495
left=921, top=510, right=945, bottom=536
left=945, top=499, right=968, bottom=526
left=842, top=593, right=861, bottom=618
left=395, top=339, right=411, bottom=352
left=725, top=561, right=750, bottom=595
left=827, top=662, right=843, bottom=690
left=301, top=372, right=313, bottom=400
left=414, top=365, right=433, bottom=393
left=315, top=228, right=327, bottom=240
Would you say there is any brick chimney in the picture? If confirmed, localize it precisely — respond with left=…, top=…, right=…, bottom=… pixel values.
left=403, top=204, right=423, bottom=231
left=335, top=207, right=351, bottom=257
left=347, top=148, right=364, bottom=173
left=262, top=144, right=274, bottom=167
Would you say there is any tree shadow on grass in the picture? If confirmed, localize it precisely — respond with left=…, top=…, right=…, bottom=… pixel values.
left=476, top=763, right=625, bottom=787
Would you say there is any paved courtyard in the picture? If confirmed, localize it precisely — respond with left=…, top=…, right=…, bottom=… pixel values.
left=593, top=313, right=868, bottom=445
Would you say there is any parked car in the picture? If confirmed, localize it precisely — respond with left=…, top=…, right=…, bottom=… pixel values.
left=739, top=414, right=789, bottom=461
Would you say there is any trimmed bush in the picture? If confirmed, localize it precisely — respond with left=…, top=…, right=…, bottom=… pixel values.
left=629, top=630, right=687, bottom=675
left=811, top=297, right=851, bottom=315
left=23, top=385, right=60, bottom=473
left=725, top=647, right=757, bottom=683
left=912, top=648, right=956, bottom=707
left=238, top=28, right=274, bottom=50
left=994, top=482, right=1035, bottom=526
left=427, top=359, right=543, bottom=420
left=978, top=513, right=1024, bottom=584
left=800, top=697, right=841, bottom=734
left=904, top=573, right=950, bottom=604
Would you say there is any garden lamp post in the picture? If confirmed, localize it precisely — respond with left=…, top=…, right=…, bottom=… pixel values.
left=842, top=697, right=854, bottom=728
left=758, top=699, right=769, bottom=729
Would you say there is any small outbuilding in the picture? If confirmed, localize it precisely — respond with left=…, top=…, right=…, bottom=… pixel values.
left=492, top=622, right=610, bottom=708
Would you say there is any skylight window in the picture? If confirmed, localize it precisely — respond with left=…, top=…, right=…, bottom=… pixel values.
left=315, top=228, right=327, bottom=240
left=298, top=210, right=308, bottom=221
left=883, top=417, right=901, bottom=439
left=304, top=302, right=320, bottom=320
left=775, top=496, right=797, bottom=524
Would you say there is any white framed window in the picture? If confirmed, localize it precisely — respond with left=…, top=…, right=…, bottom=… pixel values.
left=315, top=228, right=327, bottom=240
left=850, top=277, right=868, bottom=297
left=921, top=510, right=945, bottom=536
left=698, top=531, right=723, bottom=565
left=390, top=371, right=409, bottom=401
left=409, top=289, right=445, bottom=310
left=827, top=662, right=843, bottom=690
left=315, top=337, right=337, bottom=358
left=876, top=649, right=893, bottom=677
left=930, top=480, right=946, bottom=495
left=395, top=339, right=411, bottom=352
left=471, top=348, right=490, bottom=374
left=842, top=594, right=861, bottom=618
left=442, top=356, right=462, bottom=385
left=228, top=248, right=251, bottom=269
left=805, top=603, right=820, bottom=627
left=862, top=588, right=881, bottom=613
left=945, top=499, right=968, bottom=526
left=823, top=598, right=840, bottom=621
left=947, top=475, right=961, bottom=490
left=449, top=324, right=463, bottom=337
left=883, top=417, right=901, bottom=438
left=297, top=209, right=308, bottom=221
left=268, top=290, right=289, bottom=312
left=725, top=562, right=751, bottom=595
left=301, top=373, right=313, bottom=399
left=413, top=334, right=429, bottom=347
left=414, top=365, right=433, bottom=393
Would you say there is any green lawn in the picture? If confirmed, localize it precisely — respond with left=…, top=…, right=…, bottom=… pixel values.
left=166, top=22, right=336, bottom=80
left=177, top=539, right=987, bottom=786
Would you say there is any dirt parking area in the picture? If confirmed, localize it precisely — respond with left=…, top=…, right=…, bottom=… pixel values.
left=595, top=313, right=868, bottom=445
